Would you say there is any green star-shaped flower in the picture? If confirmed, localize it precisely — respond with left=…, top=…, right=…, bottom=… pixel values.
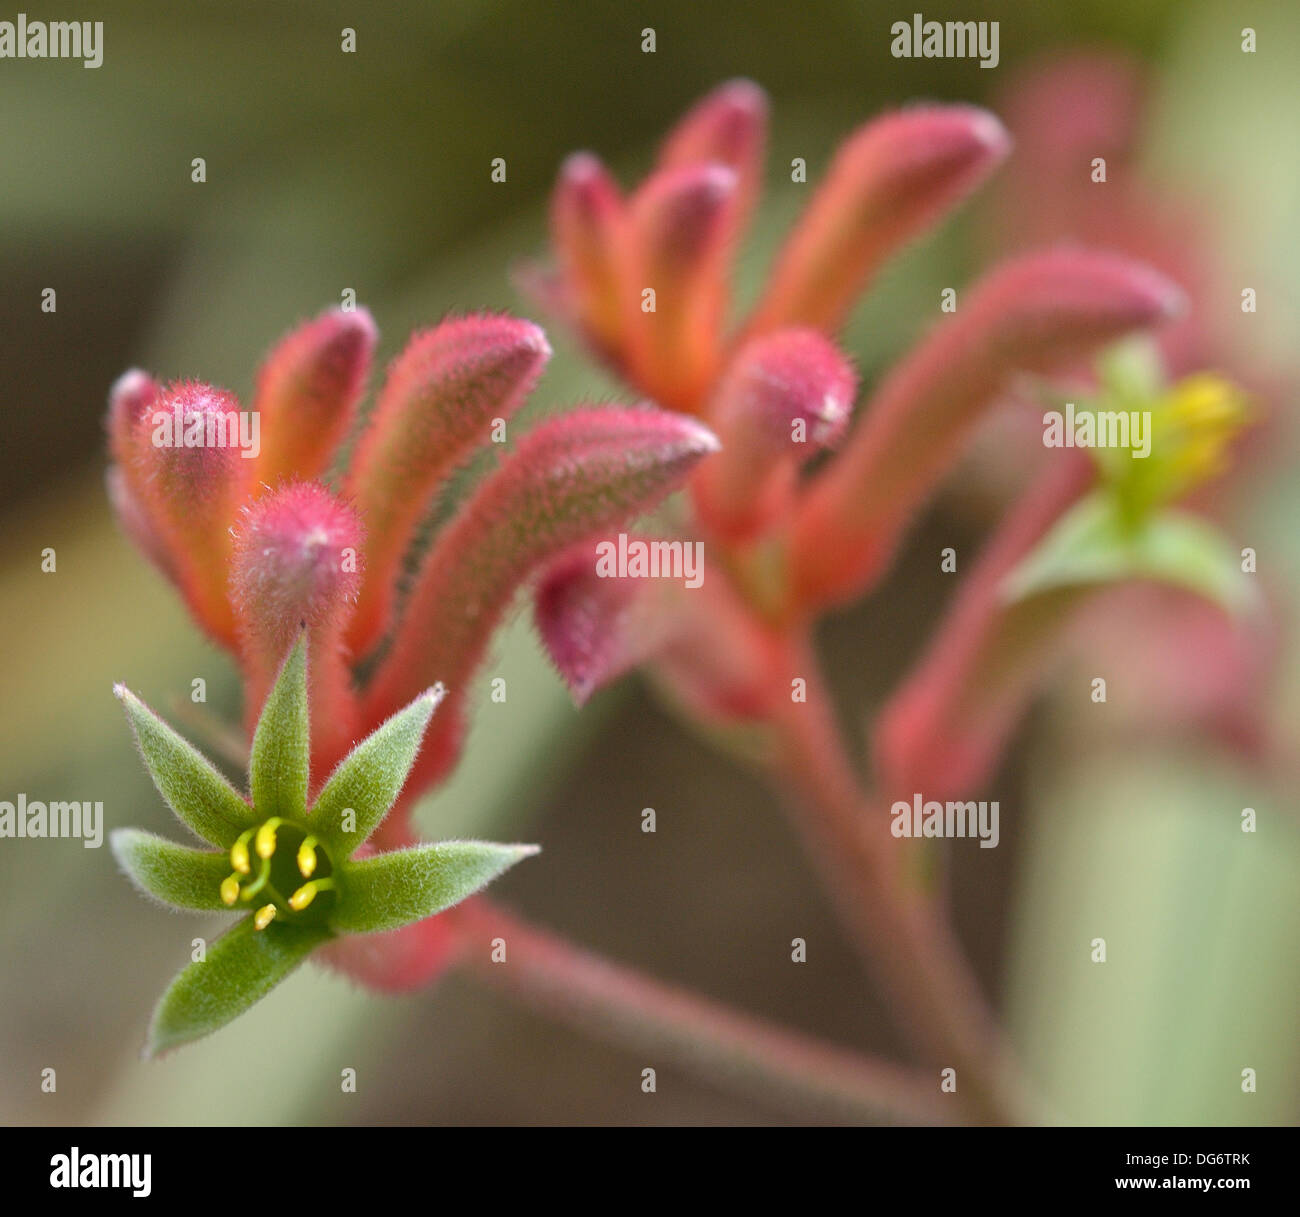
left=110, top=633, right=538, bottom=1055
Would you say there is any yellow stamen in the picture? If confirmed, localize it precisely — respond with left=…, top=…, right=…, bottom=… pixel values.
left=220, top=874, right=241, bottom=907
left=230, top=829, right=255, bottom=876
left=254, top=817, right=282, bottom=860
left=288, top=882, right=318, bottom=911
left=297, top=835, right=318, bottom=878
left=288, top=876, right=335, bottom=911
left=1153, top=373, right=1250, bottom=497
left=253, top=903, right=277, bottom=931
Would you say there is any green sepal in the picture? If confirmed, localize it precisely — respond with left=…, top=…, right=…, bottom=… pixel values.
left=146, top=917, right=329, bottom=1057
left=330, top=840, right=538, bottom=934
left=1003, top=491, right=1253, bottom=614
left=115, top=684, right=256, bottom=847
left=310, top=686, right=442, bottom=855
left=249, top=634, right=310, bottom=821
left=111, top=828, right=234, bottom=912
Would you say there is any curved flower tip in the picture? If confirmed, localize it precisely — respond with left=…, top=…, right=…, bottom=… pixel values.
left=625, top=163, right=738, bottom=412
left=787, top=249, right=1185, bottom=614
left=550, top=152, right=627, bottom=361
left=231, top=481, right=363, bottom=658
left=106, top=368, right=159, bottom=465
left=231, top=481, right=364, bottom=762
left=251, top=306, right=378, bottom=486
left=746, top=104, right=1011, bottom=337
left=534, top=540, right=674, bottom=705
left=695, top=327, right=857, bottom=541
left=657, top=78, right=768, bottom=232
left=345, top=313, right=552, bottom=656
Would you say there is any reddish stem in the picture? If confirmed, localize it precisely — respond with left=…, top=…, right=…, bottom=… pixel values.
left=453, top=899, right=951, bottom=1123
left=764, top=631, right=1037, bottom=1124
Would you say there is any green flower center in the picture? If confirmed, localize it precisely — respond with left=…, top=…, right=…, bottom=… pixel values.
left=221, top=817, right=338, bottom=930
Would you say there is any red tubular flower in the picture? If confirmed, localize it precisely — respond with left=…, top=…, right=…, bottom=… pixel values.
left=623, top=163, right=738, bottom=413
left=362, top=406, right=720, bottom=807
left=343, top=314, right=551, bottom=656
left=655, top=77, right=768, bottom=240
left=744, top=105, right=1011, bottom=338
left=249, top=306, right=377, bottom=488
left=534, top=539, right=674, bottom=707
left=549, top=153, right=628, bottom=366
left=692, top=328, right=857, bottom=543
left=122, top=380, right=251, bottom=647
left=534, top=538, right=781, bottom=721
left=784, top=250, right=1184, bottom=616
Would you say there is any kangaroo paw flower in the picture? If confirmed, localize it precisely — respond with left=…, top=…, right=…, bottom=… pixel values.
left=112, top=633, right=537, bottom=1055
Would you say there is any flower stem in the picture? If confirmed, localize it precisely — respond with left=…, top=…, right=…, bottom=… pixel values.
left=765, top=631, right=1037, bottom=1124
left=453, top=899, right=951, bottom=1124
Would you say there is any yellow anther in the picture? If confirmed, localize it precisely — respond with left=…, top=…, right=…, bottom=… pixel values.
left=220, top=875, right=241, bottom=907
left=253, top=903, right=277, bottom=931
left=288, top=882, right=318, bottom=912
left=297, top=836, right=318, bottom=878
left=1155, top=372, right=1249, bottom=495
left=254, top=817, right=282, bottom=860
left=230, top=829, right=255, bottom=876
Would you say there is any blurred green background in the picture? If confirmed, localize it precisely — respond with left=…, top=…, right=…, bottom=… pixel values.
left=1, top=0, right=1296, bottom=1125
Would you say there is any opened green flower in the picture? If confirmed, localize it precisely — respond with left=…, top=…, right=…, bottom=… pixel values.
left=1004, top=338, right=1253, bottom=612
left=110, top=633, right=538, bottom=1056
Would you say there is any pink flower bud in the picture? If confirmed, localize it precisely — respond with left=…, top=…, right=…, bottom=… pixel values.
left=365, top=406, right=720, bottom=805
left=105, top=371, right=175, bottom=580
left=624, top=163, right=738, bottom=412
left=126, top=380, right=251, bottom=647
left=250, top=306, right=377, bottom=487
left=745, top=105, right=1011, bottom=337
left=550, top=153, right=628, bottom=363
left=693, top=328, right=857, bottom=541
left=534, top=540, right=677, bottom=705
left=787, top=250, right=1185, bottom=614
left=656, top=78, right=768, bottom=239
left=344, top=314, right=551, bottom=656
left=231, top=481, right=364, bottom=770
